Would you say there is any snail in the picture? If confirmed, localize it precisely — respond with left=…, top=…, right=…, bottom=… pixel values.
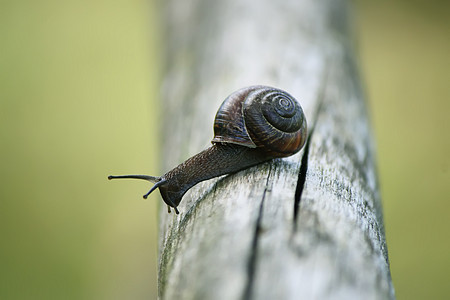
left=108, top=86, right=307, bottom=214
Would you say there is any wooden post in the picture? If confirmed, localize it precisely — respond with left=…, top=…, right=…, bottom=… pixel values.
left=157, top=0, right=394, bottom=299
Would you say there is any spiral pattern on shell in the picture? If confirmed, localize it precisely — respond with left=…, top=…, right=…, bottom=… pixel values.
left=212, top=86, right=307, bottom=157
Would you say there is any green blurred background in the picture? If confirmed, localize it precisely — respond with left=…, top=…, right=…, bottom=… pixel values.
left=0, top=0, right=448, bottom=299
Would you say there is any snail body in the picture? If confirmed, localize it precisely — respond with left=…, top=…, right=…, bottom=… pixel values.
left=109, top=86, right=307, bottom=214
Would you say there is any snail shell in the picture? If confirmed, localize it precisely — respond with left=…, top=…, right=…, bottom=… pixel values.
left=212, top=86, right=307, bottom=156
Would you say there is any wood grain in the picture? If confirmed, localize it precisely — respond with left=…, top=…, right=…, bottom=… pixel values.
left=157, top=0, right=394, bottom=299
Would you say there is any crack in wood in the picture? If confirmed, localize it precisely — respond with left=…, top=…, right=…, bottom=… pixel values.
left=242, top=167, right=272, bottom=300
left=293, top=65, right=328, bottom=229
left=293, top=130, right=312, bottom=224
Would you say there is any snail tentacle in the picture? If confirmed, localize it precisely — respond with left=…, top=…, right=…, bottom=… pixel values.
left=108, top=174, right=159, bottom=182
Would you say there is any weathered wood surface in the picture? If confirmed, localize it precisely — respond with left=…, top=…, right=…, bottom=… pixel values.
left=157, top=0, right=394, bottom=299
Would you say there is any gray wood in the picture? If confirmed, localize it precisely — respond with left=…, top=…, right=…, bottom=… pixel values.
left=157, top=0, right=394, bottom=299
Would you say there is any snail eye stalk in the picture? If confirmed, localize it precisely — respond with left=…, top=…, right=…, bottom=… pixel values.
left=108, top=174, right=159, bottom=182
left=108, top=175, right=179, bottom=213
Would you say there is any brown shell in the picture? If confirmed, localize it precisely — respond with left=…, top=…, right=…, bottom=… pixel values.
left=212, top=86, right=307, bottom=157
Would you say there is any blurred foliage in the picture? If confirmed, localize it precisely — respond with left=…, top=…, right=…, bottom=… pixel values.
left=0, top=0, right=160, bottom=299
left=0, top=0, right=448, bottom=299
left=354, top=0, right=450, bottom=299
